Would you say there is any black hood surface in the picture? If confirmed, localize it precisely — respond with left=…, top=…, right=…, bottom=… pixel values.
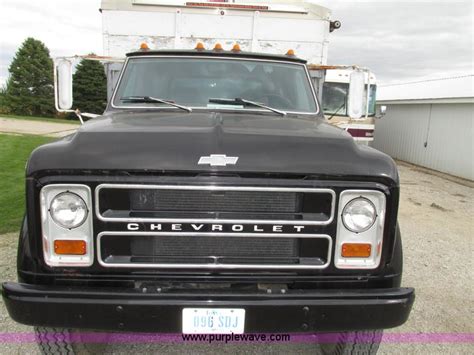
left=27, top=111, right=398, bottom=183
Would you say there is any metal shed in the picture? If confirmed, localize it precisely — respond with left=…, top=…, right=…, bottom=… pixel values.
left=373, top=75, right=474, bottom=181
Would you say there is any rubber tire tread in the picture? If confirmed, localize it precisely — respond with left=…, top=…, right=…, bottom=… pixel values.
left=319, top=330, right=383, bottom=355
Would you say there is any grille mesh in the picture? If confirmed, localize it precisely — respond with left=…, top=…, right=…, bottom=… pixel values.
left=100, top=234, right=330, bottom=268
left=130, top=189, right=298, bottom=213
left=98, top=185, right=334, bottom=223
left=130, top=235, right=298, bottom=258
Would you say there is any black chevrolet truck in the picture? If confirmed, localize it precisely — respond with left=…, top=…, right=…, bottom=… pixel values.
left=2, top=47, right=414, bottom=354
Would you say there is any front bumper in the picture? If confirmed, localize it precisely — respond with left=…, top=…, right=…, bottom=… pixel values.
left=2, top=283, right=414, bottom=333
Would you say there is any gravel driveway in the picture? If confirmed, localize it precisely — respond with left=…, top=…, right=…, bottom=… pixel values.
left=0, top=163, right=472, bottom=354
left=0, top=117, right=78, bottom=137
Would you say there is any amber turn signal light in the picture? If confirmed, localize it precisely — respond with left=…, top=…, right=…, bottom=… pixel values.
left=54, top=240, right=87, bottom=256
left=341, top=243, right=372, bottom=258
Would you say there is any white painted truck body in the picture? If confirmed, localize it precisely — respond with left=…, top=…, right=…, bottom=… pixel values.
left=101, top=0, right=332, bottom=64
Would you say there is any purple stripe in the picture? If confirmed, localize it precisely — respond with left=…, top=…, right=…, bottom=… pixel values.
left=0, top=332, right=472, bottom=344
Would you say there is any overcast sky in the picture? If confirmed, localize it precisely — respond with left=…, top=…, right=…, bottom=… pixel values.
left=0, top=0, right=472, bottom=86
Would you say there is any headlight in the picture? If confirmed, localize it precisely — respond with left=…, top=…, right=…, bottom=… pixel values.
left=342, top=197, right=377, bottom=233
left=50, top=192, right=88, bottom=229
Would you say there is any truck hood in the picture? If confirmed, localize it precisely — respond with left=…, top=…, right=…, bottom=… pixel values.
left=27, top=111, right=398, bottom=182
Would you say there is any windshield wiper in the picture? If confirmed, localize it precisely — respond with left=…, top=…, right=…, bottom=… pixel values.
left=209, top=98, right=287, bottom=116
left=327, top=102, right=346, bottom=121
left=121, top=96, right=192, bottom=113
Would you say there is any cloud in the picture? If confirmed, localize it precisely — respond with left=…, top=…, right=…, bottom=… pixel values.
left=318, top=0, right=473, bottom=83
left=0, top=0, right=472, bottom=86
left=0, top=0, right=102, bottom=85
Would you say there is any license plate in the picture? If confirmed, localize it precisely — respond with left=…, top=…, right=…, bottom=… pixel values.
left=182, top=308, right=245, bottom=334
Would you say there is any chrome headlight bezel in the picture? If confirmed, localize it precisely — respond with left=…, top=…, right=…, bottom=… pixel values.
left=40, top=184, right=93, bottom=267
left=335, top=190, right=386, bottom=270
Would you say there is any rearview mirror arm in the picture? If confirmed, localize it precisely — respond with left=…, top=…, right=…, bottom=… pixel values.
left=375, top=105, right=387, bottom=119
left=74, top=109, right=100, bottom=124
left=73, top=109, right=84, bottom=125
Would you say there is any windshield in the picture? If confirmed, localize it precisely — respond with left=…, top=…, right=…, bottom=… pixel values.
left=322, top=82, right=377, bottom=117
left=322, top=82, right=348, bottom=116
left=113, top=57, right=318, bottom=114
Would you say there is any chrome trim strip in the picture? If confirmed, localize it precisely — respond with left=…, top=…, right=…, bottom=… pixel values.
left=110, top=55, right=320, bottom=115
left=95, top=184, right=336, bottom=226
left=97, top=232, right=332, bottom=270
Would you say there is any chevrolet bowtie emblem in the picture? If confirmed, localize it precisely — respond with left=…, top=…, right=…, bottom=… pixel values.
left=198, top=155, right=239, bottom=167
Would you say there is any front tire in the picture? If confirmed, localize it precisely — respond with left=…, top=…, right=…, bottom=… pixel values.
left=318, top=330, right=383, bottom=355
left=34, top=327, right=108, bottom=355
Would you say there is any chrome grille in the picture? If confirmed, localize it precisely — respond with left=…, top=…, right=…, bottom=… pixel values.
left=98, top=233, right=332, bottom=270
left=96, top=185, right=335, bottom=225
left=95, top=184, right=335, bottom=270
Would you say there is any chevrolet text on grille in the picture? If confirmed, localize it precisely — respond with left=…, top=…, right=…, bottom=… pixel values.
left=127, top=223, right=308, bottom=233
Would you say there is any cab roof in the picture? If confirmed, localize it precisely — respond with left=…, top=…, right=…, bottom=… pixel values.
left=126, top=49, right=307, bottom=64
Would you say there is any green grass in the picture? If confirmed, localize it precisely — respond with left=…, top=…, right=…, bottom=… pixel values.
left=0, top=134, right=53, bottom=234
left=1, top=114, right=80, bottom=125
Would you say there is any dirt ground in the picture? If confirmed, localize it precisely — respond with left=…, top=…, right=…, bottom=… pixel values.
left=0, top=163, right=472, bottom=354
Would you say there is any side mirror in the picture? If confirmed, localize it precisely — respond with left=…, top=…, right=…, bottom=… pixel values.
left=54, top=59, right=73, bottom=110
left=347, top=70, right=366, bottom=120
left=376, top=105, right=387, bottom=119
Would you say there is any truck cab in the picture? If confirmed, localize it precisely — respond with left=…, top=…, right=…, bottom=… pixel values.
left=322, top=69, right=378, bottom=144
left=2, top=47, right=413, bottom=355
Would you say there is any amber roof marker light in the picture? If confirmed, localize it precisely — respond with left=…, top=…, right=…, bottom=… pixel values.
left=232, top=44, right=242, bottom=52
left=214, top=43, right=224, bottom=51
left=195, top=42, right=206, bottom=51
left=286, top=49, right=296, bottom=56
left=140, top=42, right=150, bottom=51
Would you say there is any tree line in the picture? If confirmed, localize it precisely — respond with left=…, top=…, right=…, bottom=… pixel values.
left=0, top=38, right=107, bottom=118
